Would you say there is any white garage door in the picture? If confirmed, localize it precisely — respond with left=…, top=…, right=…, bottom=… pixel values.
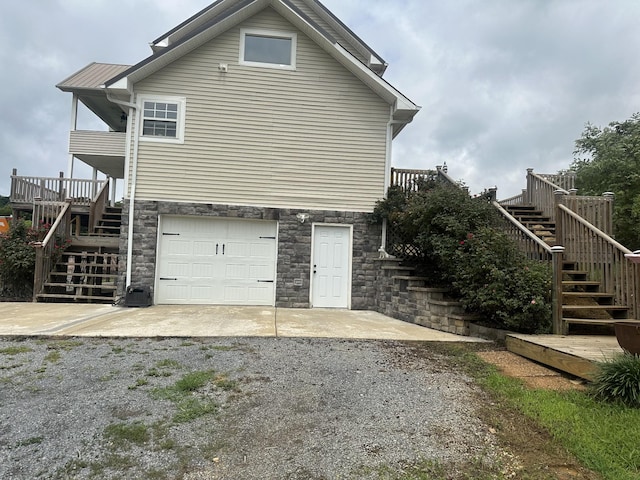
left=156, top=216, right=277, bottom=305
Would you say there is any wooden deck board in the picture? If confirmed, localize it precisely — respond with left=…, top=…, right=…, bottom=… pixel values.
left=505, top=334, right=624, bottom=381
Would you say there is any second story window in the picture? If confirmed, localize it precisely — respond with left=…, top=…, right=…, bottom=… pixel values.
left=139, top=96, right=186, bottom=143
left=240, top=29, right=297, bottom=70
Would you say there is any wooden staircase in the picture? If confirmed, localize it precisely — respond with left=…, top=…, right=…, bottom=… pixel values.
left=503, top=205, right=556, bottom=245
left=561, top=261, right=632, bottom=333
left=93, top=206, right=122, bottom=237
left=503, top=204, right=639, bottom=333
left=35, top=206, right=121, bottom=304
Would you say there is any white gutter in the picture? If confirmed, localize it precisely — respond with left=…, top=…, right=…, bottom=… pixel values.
left=380, top=107, right=405, bottom=254
left=105, top=89, right=139, bottom=289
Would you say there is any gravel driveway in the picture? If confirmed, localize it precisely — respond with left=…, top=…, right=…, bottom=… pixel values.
left=0, top=337, right=500, bottom=479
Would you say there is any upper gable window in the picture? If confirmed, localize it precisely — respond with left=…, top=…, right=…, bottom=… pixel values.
left=240, top=29, right=297, bottom=70
left=139, top=96, right=186, bottom=144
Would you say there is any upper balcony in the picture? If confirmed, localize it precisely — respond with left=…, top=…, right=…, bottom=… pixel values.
left=57, top=63, right=132, bottom=180
left=69, top=130, right=126, bottom=179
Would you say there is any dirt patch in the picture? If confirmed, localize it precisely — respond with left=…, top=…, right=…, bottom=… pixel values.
left=477, top=350, right=587, bottom=391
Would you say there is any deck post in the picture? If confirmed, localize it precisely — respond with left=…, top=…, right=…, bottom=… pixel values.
left=551, top=246, right=566, bottom=335
left=32, top=244, right=44, bottom=303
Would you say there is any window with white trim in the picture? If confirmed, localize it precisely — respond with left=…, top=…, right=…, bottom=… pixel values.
left=240, top=29, right=297, bottom=70
left=139, top=97, right=186, bottom=143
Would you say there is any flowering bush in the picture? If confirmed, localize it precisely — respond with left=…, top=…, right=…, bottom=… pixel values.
left=0, top=220, right=38, bottom=298
left=374, top=183, right=552, bottom=333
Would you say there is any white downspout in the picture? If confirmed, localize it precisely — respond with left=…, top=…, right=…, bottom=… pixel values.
left=105, top=89, right=139, bottom=289
left=380, top=107, right=405, bottom=258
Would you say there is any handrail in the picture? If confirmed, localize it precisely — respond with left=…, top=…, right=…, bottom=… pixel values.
left=558, top=204, right=631, bottom=255
left=435, top=166, right=459, bottom=188
left=390, top=168, right=437, bottom=192
left=526, top=169, right=567, bottom=221
left=557, top=203, right=638, bottom=318
left=32, top=200, right=73, bottom=301
left=89, top=180, right=110, bottom=234
left=559, top=194, right=614, bottom=235
left=499, top=192, right=525, bottom=206
left=493, top=201, right=553, bottom=256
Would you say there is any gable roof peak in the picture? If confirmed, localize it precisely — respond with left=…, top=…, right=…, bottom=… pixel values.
left=150, top=0, right=387, bottom=75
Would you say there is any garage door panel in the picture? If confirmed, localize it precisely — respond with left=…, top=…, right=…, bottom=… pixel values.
left=157, top=216, right=276, bottom=305
left=192, top=263, right=216, bottom=278
left=161, top=262, right=190, bottom=277
left=225, top=263, right=248, bottom=279
left=193, top=241, right=216, bottom=256
left=166, top=239, right=192, bottom=255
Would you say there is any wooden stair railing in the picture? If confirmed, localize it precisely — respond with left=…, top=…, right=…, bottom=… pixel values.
left=32, top=199, right=73, bottom=301
left=556, top=202, right=639, bottom=322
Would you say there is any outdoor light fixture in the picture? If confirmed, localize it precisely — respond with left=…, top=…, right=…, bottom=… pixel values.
left=296, top=213, right=309, bottom=224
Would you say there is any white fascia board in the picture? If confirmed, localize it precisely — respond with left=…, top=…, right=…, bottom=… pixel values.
left=107, top=77, right=130, bottom=91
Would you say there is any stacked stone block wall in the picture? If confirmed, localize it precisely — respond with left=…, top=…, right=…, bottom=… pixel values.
left=375, top=258, right=473, bottom=336
left=116, top=200, right=381, bottom=308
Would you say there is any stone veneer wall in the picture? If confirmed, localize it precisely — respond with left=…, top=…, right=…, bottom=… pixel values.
left=117, top=200, right=381, bottom=308
left=374, top=258, right=473, bottom=336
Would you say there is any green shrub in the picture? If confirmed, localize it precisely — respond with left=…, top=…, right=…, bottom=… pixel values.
left=452, top=228, right=552, bottom=333
left=591, top=353, right=640, bottom=407
left=373, top=183, right=552, bottom=333
left=0, top=220, right=38, bottom=298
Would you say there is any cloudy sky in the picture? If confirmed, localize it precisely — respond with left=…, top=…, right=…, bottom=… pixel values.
left=1, top=0, right=639, bottom=199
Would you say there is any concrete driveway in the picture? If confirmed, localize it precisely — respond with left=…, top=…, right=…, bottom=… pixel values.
left=0, top=303, right=486, bottom=342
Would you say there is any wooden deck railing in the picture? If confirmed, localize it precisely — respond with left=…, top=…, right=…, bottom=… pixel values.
left=390, top=166, right=459, bottom=192
left=556, top=203, right=639, bottom=319
left=539, top=172, right=576, bottom=191
left=558, top=193, right=614, bottom=236
left=525, top=169, right=566, bottom=221
left=32, top=200, right=69, bottom=229
left=10, top=169, right=106, bottom=208
left=492, top=201, right=553, bottom=261
left=32, top=200, right=73, bottom=301
left=89, top=180, right=110, bottom=234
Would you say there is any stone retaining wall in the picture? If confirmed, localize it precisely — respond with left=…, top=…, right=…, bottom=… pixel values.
left=375, top=258, right=474, bottom=336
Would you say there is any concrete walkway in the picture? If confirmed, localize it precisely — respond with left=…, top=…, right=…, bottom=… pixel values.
left=0, top=303, right=487, bottom=342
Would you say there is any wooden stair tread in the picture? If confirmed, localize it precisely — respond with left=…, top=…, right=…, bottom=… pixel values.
left=562, top=281, right=601, bottom=286
left=562, top=305, right=628, bottom=310
left=43, top=282, right=116, bottom=290
left=563, top=292, right=613, bottom=297
left=49, top=272, right=117, bottom=279
left=36, top=293, right=115, bottom=302
left=563, top=318, right=638, bottom=325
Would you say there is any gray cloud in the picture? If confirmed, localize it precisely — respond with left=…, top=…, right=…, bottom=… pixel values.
left=2, top=0, right=640, bottom=199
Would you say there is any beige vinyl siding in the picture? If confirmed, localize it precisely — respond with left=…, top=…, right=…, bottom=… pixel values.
left=132, top=7, right=389, bottom=212
left=69, top=130, right=126, bottom=156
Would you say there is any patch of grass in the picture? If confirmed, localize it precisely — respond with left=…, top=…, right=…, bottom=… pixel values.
left=15, top=436, right=44, bottom=447
left=0, top=345, right=32, bottom=356
left=44, top=350, right=61, bottom=363
left=436, top=343, right=640, bottom=480
left=152, top=370, right=220, bottom=423
left=91, top=454, right=137, bottom=475
left=358, top=458, right=508, bottom=480
left=104, top=422, right=150, bottom=448
left=128, top=378, right=149, bottom=390
left=147, top=368, right=172, bottom=378
left=48, top=340, right=82, bottom=351
left=111, top=346, right=125, bottom=354
left=156, top=358, right=181, bottom=369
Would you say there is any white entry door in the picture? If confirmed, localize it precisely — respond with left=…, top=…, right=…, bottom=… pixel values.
left=311, top=225, right=351, bottom=308
left=156, top=216, right=277, bottom=305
